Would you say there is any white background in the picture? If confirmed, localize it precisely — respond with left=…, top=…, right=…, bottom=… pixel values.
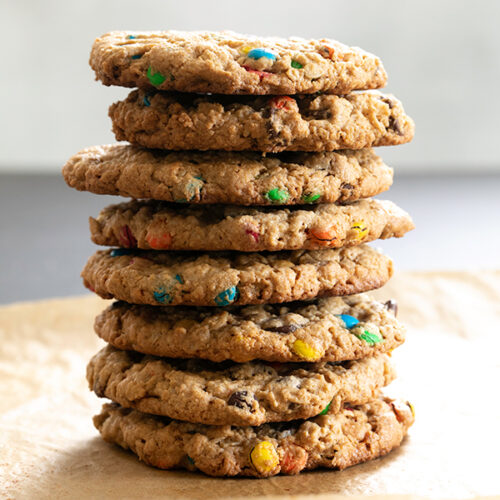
left=1, top=0, right=500, bottom=173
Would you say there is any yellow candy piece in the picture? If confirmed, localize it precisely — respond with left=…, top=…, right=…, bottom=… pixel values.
left=250, top=441, right=279, bottom=474
left=351, top=219, right=368, bottom=240
left=240, top=45, right=252, bottom=54
left=292, top=339, right=321, bottom=361
left=407, top=401, right=415, bottom=418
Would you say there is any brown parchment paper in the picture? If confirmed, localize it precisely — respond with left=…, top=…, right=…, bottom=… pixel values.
left=1, top=271, right=499, bottom=500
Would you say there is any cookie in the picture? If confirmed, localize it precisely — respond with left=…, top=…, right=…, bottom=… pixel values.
left=95, top=295, right=404, bottom=363
left=82, top=246, right=393, bottom=306
left=90, top=30, right=387, bottom=95
left=94, top=397, right=413, bottom=477
left=87, top=345, right=394, bottom=425
left=62, top=145, right=393, bottom=206
left=89, top=199, right=414, bottom=252
left=109, top=90, right=414, bottom=152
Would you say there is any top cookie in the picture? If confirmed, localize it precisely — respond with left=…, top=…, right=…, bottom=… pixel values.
left=90, top=30, right=387, bottom=95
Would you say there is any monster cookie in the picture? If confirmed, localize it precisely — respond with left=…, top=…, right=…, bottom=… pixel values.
left=87, top=345, right=394, bottom=425
left=81, top=245, right=393, bottom=306
left=90, top=198, right=414, bottom=252
left=109, top=90, right=414, bottom=152
left=94, top=397, right=413, bottom=477
left=90, top=30, right=387, bottom=95
left=95, top=296, right=404, bottom=363
left=63, top=145, right=393, bottom=206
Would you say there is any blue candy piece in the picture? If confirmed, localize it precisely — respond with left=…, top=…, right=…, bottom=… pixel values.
left=337, top=314, right=359, bottom=329
left=215, top=286, right=239, bottom=306
left=153, top=286, right=172, bottom=304
left=131, top=54, right=142, bottom=60
left=153, top=275, right=183, bottom=304
left=127, top=35, right=136, bottom=40
left=110, top=248, right=133, bottom=257
left=247, top=48, right=277, bottom=61
left=143, top=95, right=151, bottom=106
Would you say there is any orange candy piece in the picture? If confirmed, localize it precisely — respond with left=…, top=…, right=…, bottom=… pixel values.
left=280, top=444, right=308, bottom=475
left=146, top=232, right=172, bottom=249
left=307, top=226, right=338, bottom=247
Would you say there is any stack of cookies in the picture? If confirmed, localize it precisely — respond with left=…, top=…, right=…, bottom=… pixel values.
left=63, top=30, right=416, bottom=478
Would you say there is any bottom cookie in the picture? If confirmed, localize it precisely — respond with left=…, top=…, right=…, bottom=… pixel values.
left=94, top=397, right=414, bottom=478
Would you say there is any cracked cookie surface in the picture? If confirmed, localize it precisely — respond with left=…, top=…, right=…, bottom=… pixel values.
left=94, top=397, right=413, bottom=477
left=90, top=198, right=414, bottom=252
left=109, top=90, right=414, bottom=152
left=62, top=145, right=393, bottom=206
left=95, top=295, right=404, bottom=363
left=87, top=345, right=394, bottom=425
left=82, top=245, right=393, bottom=306
left=90, top=30, right=387, bottom=95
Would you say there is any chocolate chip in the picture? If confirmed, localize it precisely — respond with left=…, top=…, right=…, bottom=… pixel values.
left=268, top=324, right=299, bottom=334
left=381, top=97, right=394, bottom=109
left=341, top=183, right=354, bottom=191
left=388, top=116, right=405, bottom=136
left=265, top=117, right=288, bottom=145
left=384, top=299, right=398, bottom=317
left=227, top=391, right=253, bottom=410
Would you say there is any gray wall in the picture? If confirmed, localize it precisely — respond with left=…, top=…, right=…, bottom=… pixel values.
left=1, top=0, right=499, bottom=173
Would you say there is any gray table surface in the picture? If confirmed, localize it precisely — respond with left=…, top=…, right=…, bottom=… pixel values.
left=1, top=172, right=499, bottom=305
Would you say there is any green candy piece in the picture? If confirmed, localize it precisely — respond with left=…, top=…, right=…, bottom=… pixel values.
left=319, top=401, right=331, bottom=415
left=291, top=60, right=303, bottom=69
left=302, top=193, right=321, bottom=203
left=266, top=188, right=289, bottom=203
left=357, top=330, right=384, bottom=345
left=147, top=66, right=166, bottom=86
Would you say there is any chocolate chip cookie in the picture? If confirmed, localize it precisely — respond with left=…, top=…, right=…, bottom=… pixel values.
left=62, top=145, right=393, bottom=205
left=109, top=90, right=414, bottom=152
left=95, top=295, right=404, bottom=362
left=89, top=198, right=414, bottom=252
left=81, top=246, right=393, bottom=306
left=87, top=345, right=394, bottom=425
left=94, top=397, right=413, bottom=477
left=90, top=30, right=387, bottom=95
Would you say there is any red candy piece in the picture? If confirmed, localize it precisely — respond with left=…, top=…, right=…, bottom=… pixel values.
left=245, top=228, right=260, bottom=242
left=269, top=96, right=295, bottom=110
left=280, top=444, right=308, bottom=475
left=242, top=65, right=272, bottom=80
left=118, top=225, right=137, bottom=248
left=146, top=232, right=172, bottom=250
